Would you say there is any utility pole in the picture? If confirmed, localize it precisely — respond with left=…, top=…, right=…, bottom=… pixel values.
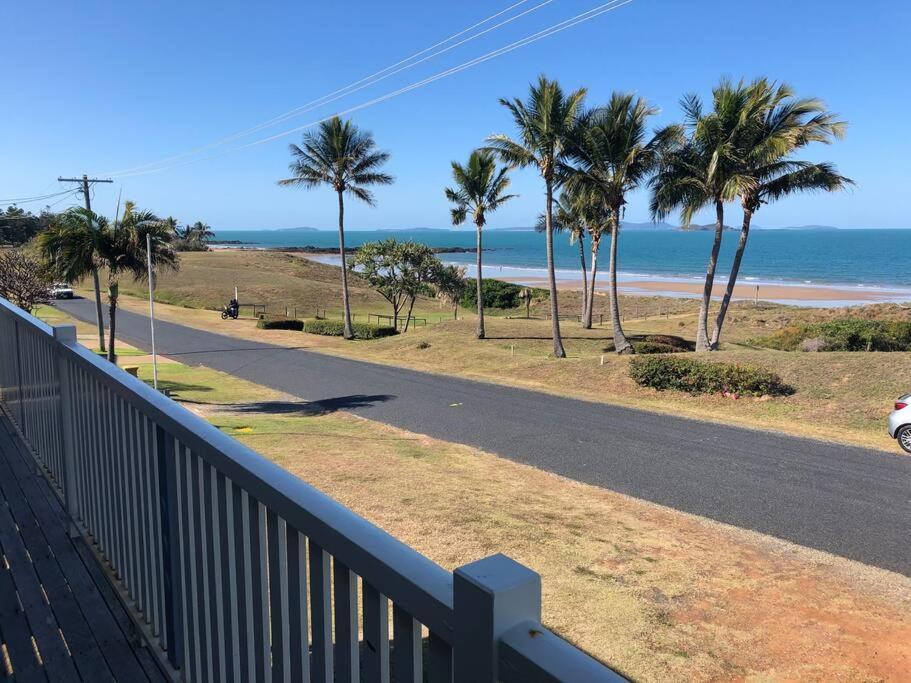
left=58, top=174, right=112, bottom=352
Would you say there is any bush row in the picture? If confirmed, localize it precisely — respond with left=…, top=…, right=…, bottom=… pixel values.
left=460, top=278, right=547, bottom=310
left=303, top=319, right=398, bottom=339
left=256, top=318, right=304, bottom=331
left=752, top=319, right=911, bottom=352
left=629, top=356, right=794, bottom=396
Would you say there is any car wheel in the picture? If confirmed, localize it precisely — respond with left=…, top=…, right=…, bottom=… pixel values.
left=898, top=425, right=911, bottom=454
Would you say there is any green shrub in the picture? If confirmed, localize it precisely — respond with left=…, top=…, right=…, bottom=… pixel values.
left=752, top=320, right=911, bottom=352
left=632, top=341, right=687, bottom=354
left=460, top=278, right=547, bottom=310
left=629, top=356, right=794, bottom=396
left=256, top=318, right=304, bottom=331
left=643, top=334, right=694, bottom=351
left=303, top=319, right=398, bottom=339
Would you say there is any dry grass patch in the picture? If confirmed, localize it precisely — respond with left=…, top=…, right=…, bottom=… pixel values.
left=194, top=403, right=911, bottom=682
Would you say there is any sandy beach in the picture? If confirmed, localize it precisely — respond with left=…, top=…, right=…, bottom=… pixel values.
left=506, top=276, right=910, bottom=304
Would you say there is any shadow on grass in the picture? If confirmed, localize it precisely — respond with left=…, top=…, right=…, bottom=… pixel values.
left=225, top=394, right=395, bottom=416
left=155, top=379, right=214, bottom=394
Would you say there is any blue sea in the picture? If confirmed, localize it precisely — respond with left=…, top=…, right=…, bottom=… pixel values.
left=212, top=227, right=911, bottom=304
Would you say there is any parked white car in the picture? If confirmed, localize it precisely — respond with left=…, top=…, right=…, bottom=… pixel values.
left=888, top=395, right=911, bottom=453
left=50, top=283, right=74, bottom=299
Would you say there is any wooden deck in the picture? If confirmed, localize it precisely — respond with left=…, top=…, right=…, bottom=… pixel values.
left=0, top=413, right=168, bottom=682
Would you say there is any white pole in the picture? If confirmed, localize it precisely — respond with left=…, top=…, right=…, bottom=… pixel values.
left=146, top=232, right=159, bottom=390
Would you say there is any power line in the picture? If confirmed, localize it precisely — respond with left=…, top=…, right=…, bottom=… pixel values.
left=0, top=188, right=80, bottom=204
left=113, top=0, right=633, bottom=179
left=100, top=0, right=556, bottom=178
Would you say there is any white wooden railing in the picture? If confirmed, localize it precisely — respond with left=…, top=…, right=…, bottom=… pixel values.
left=0, top=295, right=624, bottom=682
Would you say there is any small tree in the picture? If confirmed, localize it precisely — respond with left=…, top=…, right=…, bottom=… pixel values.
left=0, top=250, right=52, bottom=312
left=350, top=239, right=441, bottom=331
left=433, top=264, right=468, bottom=320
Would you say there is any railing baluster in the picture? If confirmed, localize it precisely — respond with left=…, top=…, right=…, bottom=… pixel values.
left=179, top=445, right=202, bottom=682
left=233, top=486, right=251, bottom=681
left=248, top=495, right=269, bottom=683
left=286, top=526, right=309, bottom=683
left=156, top=425, right=184, bottom=670
left=268, top=511, right=289, bottom=683
left=362, top=582, right=390, bottom=683
left=203, top=461, right=224, bottom=682
left=427, top=632, right=453, bottom=683
left=192, top=454, right=214, bottom=681
left=217, top=472, right=236, bottom=683
left=333, top=560, right=359, bottom=683
left=393, top=604, right=422, bottom=683
left=309, top=541, right=332, bottom=683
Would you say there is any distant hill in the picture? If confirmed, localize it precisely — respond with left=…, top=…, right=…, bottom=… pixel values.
left=275, top=226, right=321, bottom=232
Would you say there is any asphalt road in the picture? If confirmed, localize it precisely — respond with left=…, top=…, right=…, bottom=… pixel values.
left=56, top=298, right=911, bottom=576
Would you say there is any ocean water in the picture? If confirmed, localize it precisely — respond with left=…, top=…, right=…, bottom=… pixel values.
left=214, top=227, right=911, bottom=291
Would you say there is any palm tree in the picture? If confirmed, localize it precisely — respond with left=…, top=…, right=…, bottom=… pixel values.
left=568, top=94, right=682, bottom=350
left=279, top=117, right=393, bottom=339
left=708, top=80, right=851, bottom=348
left=190, top=220, right=214, bottom=244
left=486, top=76, right=586, bottom=358
left=535, top=188, right=595, bottom=325
left=433, top=264, right=468, bottom=320
left=38, top=207, right=108, bottom=351
left=104, top=202, right=178, bottom=361
left=650, top=79, right=758, bottom=351
left=445, top=150, right=516, bottom=339
left=163, top=216, right=180, bottom=234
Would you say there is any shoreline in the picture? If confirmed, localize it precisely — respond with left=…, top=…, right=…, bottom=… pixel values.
left=299, top=253, right=911, bottom=307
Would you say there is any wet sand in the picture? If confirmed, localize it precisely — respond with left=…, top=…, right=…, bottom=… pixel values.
left=507, top=276, right=908, bottom=303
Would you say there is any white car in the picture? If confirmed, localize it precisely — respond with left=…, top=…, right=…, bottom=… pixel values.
left=888, top=395, right=911, bottom=453
left=51, top=283, right=74, bottom=299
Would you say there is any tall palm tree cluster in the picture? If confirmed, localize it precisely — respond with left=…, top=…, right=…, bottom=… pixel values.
left=277, top=76, right=848, bottom=354
left=445, top=75, right=850, bottom=356
left=38, top=203, right=178, bottom=361
left=170, top=218, right=214, bottom=251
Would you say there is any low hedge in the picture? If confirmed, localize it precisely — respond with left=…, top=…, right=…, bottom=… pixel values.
left=632, top=341, right=687, bottom=354
left=303, top=319, right=398, bottom=339
left=752, top=319, right=911, bottom=352
left=629, top=356, right=794, bottom=396
left=461, top=278, right=547, bottom=310
left=256, top=318, right=304, bottom=331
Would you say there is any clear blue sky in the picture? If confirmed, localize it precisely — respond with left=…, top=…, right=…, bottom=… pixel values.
left=3, top=0, right=908, bottom=230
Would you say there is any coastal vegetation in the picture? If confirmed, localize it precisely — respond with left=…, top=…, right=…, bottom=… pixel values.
left=650, top=78, right=851, bottom=351
left=752, top=319, right=911, bottom=352
left=445, top=149, right=516, bottom=338
left=39, top=202, right=177, bottom=361
left=172, top=219, right=214, bottom=251
left=348, top=238, right=442, bottom=331
left=279, top=116, right=393, bottom=340
left=486, top=75, right=587, bottom=358
left=629, top=355, right=794, bottom=397
left=0, top=249, right=51, bottom=311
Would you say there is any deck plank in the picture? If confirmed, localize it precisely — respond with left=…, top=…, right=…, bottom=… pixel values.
left=0, top=412, right=167, bottom=682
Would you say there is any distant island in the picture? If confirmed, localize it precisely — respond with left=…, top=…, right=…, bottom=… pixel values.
left=210, top=243, right=486, bottom=254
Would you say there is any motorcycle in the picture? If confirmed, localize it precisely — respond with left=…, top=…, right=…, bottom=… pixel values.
left=221, top=303, right=239, bottom=320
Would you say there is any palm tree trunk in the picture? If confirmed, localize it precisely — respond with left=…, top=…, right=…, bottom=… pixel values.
left=106, top=279, right=118, bottom=363
left=545, top=179, right=566, bottom=358
left=337, top=190, right=354, bottom=340
left=475, top=223, right=485, bottom=339
left=696, top=200, right=725, bottom=352
left=578, top=236, right=589, bottom=328
left=91, top=268, right=106, bottom=352
left=586, top=236, right=601, bottom=328
left=710, top=207, right=753, bottom=350
left=608, top=214, right=632, bottom=354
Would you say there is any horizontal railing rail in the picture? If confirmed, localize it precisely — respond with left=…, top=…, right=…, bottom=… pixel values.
left=0, top=295, right=624, bottom=683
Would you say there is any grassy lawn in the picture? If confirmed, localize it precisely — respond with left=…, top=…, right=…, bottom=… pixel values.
left=96, top=249, right=448, bottom=321
left=115, top=357, right=911, bottom=681
left=111, top=287, right=911, bottom=451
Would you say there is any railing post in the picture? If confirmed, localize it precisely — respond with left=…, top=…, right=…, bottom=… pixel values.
left=156, top=426, right=185, bottom=671
left=13, top=319, right=25, bottom=434
left=453, top=553, right=542, bottom=682
left=54, top=325, right=80, bottom=538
